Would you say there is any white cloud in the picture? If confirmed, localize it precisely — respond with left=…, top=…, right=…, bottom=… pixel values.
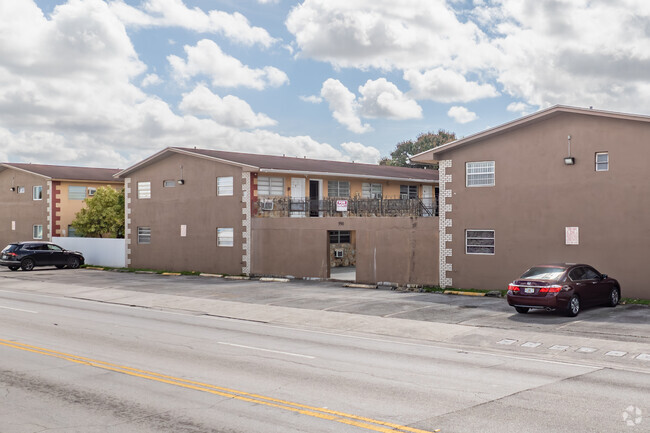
left=506, top=102, right=532, bottom=115
left=405, top=68, right=499, bottom=103
left=141, top=73, right=163, bottom=87
left=358, top=78, right=422, bottom=119
left=109, top=0, right=276, bottom=47
left=168, top=39, right=289, bottom=90
left=257, top=0, right=280, bottom=4
left=179, top=85, right=276, bottom=129
left=340, top=141, right=381, bottom=164
left=300, top=95, right=323, bottom=104
left=320, top=79, right=371, bottom=133
left=447, top=106, right=477, bottom=124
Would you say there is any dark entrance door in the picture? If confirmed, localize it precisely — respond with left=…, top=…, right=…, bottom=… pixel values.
left=309, top=180, right=320, bottom=217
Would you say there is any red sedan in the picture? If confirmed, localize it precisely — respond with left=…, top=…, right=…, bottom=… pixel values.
left=507, top=264, right=621, bottom=317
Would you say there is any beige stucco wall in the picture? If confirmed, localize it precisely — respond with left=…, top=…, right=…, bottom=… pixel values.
left=0, top=169, right=49, bottom=247
left=56, top=181, right=123, bottom=236
left=437, top=112, right=650, bottom=299
left=251, top=216, right=439, bottom=285
left=126, top=153, right=246, bottom=275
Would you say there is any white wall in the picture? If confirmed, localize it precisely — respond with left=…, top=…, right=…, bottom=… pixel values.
left=52, top=237, right=126, bottom=268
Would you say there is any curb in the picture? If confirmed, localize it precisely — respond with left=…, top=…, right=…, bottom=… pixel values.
left=443, top=290, right=486, bottom=297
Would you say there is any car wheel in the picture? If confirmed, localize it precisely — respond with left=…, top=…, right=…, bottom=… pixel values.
left=20, top=258, right=35, bottom=271
left=607, top=288, right=620, bottom=307
left=67, top=257, right=81, bottom=269
left=55, top=265, right=65, bottom=269
left=515, top=307, right=530, bottom=314
left=8, top=266, right=19, bottom=271
left=566, top=295, right=580, bottom=317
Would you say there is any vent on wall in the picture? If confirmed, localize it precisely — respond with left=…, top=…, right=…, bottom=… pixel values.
left=334, top=249, right=344, bottom=258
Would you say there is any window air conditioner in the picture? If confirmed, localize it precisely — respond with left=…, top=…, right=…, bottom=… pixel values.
left=261, top=200, right=274, bottom=211
left=334, top=249, right=344, bottom=258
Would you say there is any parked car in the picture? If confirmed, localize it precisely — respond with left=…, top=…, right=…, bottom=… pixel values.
left=506, top=263, right=620, bottom=317
left=0, top=242, right=84, bottom=271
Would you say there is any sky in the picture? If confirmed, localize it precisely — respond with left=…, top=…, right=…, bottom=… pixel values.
left=1, top=0, right=649, bottom=168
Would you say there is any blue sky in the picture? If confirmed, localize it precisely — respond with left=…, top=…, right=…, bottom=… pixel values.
left=1, top=1, right=649, bottom=168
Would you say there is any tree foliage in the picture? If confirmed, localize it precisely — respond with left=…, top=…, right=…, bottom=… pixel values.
left=380, top=129, right=456, bottom=168
left=71, top=186, right=125, bottom=238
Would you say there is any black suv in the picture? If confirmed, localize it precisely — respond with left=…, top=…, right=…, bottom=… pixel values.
left=0, top=242, right=85, bottom=271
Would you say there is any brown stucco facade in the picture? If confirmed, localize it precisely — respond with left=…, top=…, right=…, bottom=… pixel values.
left=251, top=217, right=439, bottom=285
left=0, top=169, right=50, bottom=246
left=413, top=107, right=650, bottom=299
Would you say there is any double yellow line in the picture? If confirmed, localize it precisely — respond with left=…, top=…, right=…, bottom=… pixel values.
left=0, top=338, right=439, bottom=433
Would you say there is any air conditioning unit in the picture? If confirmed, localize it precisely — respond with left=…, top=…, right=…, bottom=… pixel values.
left=260, top=200, right=274, bottom=211
left=334, top=249, right=344, bottom=258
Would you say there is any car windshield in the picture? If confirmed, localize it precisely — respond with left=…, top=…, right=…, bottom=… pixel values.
left=520, top=266, right=566, bottom=280
left=2, top=244, right=19, bottom=253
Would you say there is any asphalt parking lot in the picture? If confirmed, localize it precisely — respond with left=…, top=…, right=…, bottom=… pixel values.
left=1, top=266, right=648, bottom=343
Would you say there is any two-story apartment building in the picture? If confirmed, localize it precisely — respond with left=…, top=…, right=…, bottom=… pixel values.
left=115, top=147, right=439, bottom=284
left=411, top=105, right=650, bottom=299
left=0, top=163, right=123, bottom=247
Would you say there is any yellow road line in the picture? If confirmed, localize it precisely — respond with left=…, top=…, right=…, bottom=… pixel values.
left=0, top=338, right=439, bottom=433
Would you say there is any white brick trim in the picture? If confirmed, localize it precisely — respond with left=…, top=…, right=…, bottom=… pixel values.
left=438, top=160, right=453, bottom=287
left=124, top=178, right=132, bottom=266
left=241, top=172, right=251, bottom=275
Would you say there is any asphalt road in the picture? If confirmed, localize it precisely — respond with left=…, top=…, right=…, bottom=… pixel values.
left=0, top=268, right=649, bottom=433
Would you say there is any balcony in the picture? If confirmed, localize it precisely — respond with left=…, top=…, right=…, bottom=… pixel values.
left=253, top=197, right=437, bottom=218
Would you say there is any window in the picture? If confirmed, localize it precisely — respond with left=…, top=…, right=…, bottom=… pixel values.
left=33, top=186, right=43, bottom=200
left=217, top=176, right=234, bottom=196
left=33, top=225, right=43, bottom=240
left=163, top=180, right=176, bottom=188
left=68, top=185, right=86, bottom=200
left=137, top=227, right=151, bottom=244
left=362, top=183, right=382, bottom=199
left=596, top=152, right=609, bottom=171
left=17, top=186, right=25, bottom=194
left=465, top=230, right=495, bottom=255
left=217, top=228, right=234, bottom=247
left=327, top=180, right=350, bottom=197
left=258, top=176, right=284, bottom=196
left=400, top=185, right=418, bottom=199
left=137, top=182, right=151, bottom=199
left=68, top=225, right=79, bottom=237
left=466, top=161, right=495, bottom=187
left=87, top=187, right=97, bottom=197
left=329, top=230, right=351, bottom=244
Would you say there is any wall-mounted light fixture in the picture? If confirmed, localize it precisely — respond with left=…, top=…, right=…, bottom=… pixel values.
left=564, top=135, right=575, bottom=165
left=9, top=187, right=15, bottom=192
left=177, top=179, right=185, bottom=185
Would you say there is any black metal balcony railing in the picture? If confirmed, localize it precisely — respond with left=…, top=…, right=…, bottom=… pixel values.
left=253, top=197, right=438, bottom=218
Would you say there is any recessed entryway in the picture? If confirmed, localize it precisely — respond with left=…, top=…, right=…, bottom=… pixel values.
left=328, top=230, right=356, bottom=282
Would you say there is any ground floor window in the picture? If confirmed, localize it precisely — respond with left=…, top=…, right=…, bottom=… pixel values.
left=33, top=225, right=43, bottom=240
left=138, top=227, right=151, bottom=244
left=465, top=229, right=495, bottom=255
left=217, top=228, right=234, bottom=247
left=329, top=230, right=351, bottom=243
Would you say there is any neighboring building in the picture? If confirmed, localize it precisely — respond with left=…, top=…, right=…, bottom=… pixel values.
left=411, top=105, right=650, bottom=299
left=115, top=147, right=439, bottom=284
left=0, top=163, right=123, bottom=247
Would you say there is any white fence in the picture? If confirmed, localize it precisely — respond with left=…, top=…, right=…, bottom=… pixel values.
left=52, top=237, right=126, bottom=268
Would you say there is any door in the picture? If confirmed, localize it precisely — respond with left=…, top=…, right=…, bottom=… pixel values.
left=290, top=177, right=306, bottom=217
left=422, top=185, right=433, bottom=216
left=309, top=180, right=320, bottom=217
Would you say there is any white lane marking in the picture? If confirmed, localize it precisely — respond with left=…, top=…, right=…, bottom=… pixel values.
left=636, top=354, right=650, bottom=361
left=577, top=347, right=597, bottom=353
left=521, top=342, right=542, bottom=348
left=549, top=345, right=569, bottom=351
left=218, top=342, right=315, bottom=359
left=0, top=305, right=38, bottom=314
left=605, top=351, right=627, bottom=357
left=497, top=339, right=517, bottom=345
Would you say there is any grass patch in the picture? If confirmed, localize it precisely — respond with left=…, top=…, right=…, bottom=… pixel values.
left=81, top=265, right=200, bottom=276
left=621, top=298, right=650, bottom=306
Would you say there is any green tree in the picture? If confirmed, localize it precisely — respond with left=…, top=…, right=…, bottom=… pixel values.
left=380, top=129, right=456, bottom=168
left=71, top=187, right=125, bottom=238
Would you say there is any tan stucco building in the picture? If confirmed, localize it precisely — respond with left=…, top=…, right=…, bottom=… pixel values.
left=412, top=105, right=650, bottom=299
left=0, top=163, right=123, bottom=246
left=115, top=148, right=439, bottom=284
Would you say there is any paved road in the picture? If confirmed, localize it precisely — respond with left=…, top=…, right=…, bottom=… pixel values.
left=0, top=268, right=649, bottom=432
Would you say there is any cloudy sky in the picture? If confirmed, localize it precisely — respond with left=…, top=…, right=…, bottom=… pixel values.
left=1, top=0, right=649, bottom=168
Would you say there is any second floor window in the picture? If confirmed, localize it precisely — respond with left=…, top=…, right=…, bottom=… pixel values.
left=362, top=183, right=382, bottom=199
left=596, top=152, right=609, bottom=171
left=258, top=176, right=284, bottom=196
left=217, top=176, right=234, bottom=196
left=33, top=186, right=43, bottom=200
left=137, top=182, right=151, bottom=199
left=328, top=180, right=350, bottom=198
left=400, top=185, right=418, bottom=199
left=69, top=185, right=86, bottom=200
left=466, top=161, right=495, bottom=187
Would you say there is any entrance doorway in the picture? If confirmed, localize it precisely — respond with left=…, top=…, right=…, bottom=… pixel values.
left=309, top=179, right=321, bottom=217
left=327, top=230, right=356, bottom=282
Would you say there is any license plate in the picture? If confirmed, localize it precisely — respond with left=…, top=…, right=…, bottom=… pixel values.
left=524, top=287, right=535, bottom=294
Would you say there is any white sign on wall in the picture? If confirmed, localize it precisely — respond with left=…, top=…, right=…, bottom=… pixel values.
left=336, top=200, right=348, bottom=212
left=11, top=221, right=15, bottom=231
left=180, top=224, right=187, bottom=237
left=565, top=227, right=579, bottom=245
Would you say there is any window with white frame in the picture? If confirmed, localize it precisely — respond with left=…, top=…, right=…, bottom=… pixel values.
left=33, top=225, right=43, bottom=240
left=595, top=152, right=609, bottom=171
left=362, top=183, right=382, bottom=199
left=137, top=227, right=151, bottom=244
left=466, top=230, right=495, bottom=255
left=258, top=176, right=284, bottom=196
left=87, top=187, right=96, bottom=197
left=163, top=180, right=176, bottom=188
left=400, top=185, right=418, bottom=199
left=327, top=180, right=350, bottom=197
left=33, top=186, right=43, bottom=201
left=137, top=182, right=151, bottom=199
left=217, top=176, right=234, bottom=196
left=68, top=185, right=86, bottom=200
left=217, top=228, right=234, bottom=247
left=466, top=161, right=495, bottom=187
left=17, top=186, right=25, bottom=194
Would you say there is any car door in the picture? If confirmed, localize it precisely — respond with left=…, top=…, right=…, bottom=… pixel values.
left=578, top=266, right=603, bottom=306
left=584, top=266, right=611, bottom=303
left=27, top=244, right=49, bottom=265
left=47, top=244, right=66, bottom=265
